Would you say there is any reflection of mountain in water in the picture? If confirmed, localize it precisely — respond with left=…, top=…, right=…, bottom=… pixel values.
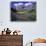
left=15, top=14, right=32, bottom=21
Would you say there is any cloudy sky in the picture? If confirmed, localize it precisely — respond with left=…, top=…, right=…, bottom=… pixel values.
left=0, top=0, right=46, bottom=46
left=11, top=2, right=34, bottom=11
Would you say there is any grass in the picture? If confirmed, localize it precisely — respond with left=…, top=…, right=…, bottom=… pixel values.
left=16, top=11, right=31, bottom=14
left=16, top=9, right=36, bottom=15
left=28, top=9, right=36, bottom=21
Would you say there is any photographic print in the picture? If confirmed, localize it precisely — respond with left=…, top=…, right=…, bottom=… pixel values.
left=11, top=1, right=36, bottom=21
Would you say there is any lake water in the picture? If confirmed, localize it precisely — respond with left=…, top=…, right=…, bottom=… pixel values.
left=33, top=43, right=46, bottom=46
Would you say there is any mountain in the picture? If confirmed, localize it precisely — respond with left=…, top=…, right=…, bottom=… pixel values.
left=32, top=38, right=46, bottom=43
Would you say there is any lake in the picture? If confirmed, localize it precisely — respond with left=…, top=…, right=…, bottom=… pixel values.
left=33, top=43, right=46, bottom=46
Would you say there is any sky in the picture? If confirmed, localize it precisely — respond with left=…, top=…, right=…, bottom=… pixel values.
left=11, top=2, right=33, bottom=9
left=0, top=0, right=46, bottom=46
